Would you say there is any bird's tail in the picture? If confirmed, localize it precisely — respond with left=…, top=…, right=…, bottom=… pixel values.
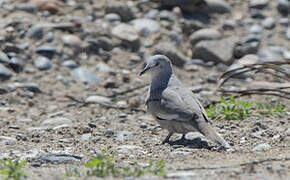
left=198, top=123, right=232, bottom=149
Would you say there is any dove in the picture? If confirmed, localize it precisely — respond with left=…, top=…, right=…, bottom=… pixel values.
left=140, top=55, right=231, bottom=149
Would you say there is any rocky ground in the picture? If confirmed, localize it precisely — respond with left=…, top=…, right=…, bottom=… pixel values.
left=0, top=0, right=290, bottom=179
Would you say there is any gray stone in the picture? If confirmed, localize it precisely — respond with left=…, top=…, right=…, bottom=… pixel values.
left=105, top=13, right=121, bottom=22
left=170, top=150, right=192, bottom=155
left=111, top=23, right=140, bottom=50
left=146, top=9, right=159, bottom=19
left=32, top=154, right=82, bottom=165
left=116, top=131, right=133, bottom=141
left=283, top=50, right=290, bottom=60
left=193, top=37, right=238, bottom=65
left=35, top=46, right=57, bottom=59
left=0, top=136, right=16, bottom=145
left=96, top=62, right=113, bottom=73
left=258, top=48, right=282, bottom=63
left=81, top=133, right=91, bottom=141
left=160, top=0, right=231, bottom=14
left=97, top=37, right=114, bottom=51
left=159, top=10, right=176, bottom=21
left=154, top=42, right=189, bottom=67
left=22, top=83, right=41, bottom=93
left=286, top=128, right=290, bottom=136
left=251, top=131, right=264, bottom=139
left=244, top=34, right=261, bottom=43
left=279, top=18, right=289, bottom=26
left=0, top=64, right=13, bottom=81
left=234, top=42, right=260, bottom=58
left=286, top=28, right=290, bottom=40
left=117, top=145, right=144, bottom=154
left=252, top=143, right=270, bottom=152
left=0, top=51, right=10, bottom=64
left=71, top=67, right=103, bottom=83
left=250, top=0, right=269, bottom=9
left=190, top=28, right=221, bottom=45
left=62, top=60, right=78, bottom=69
left=277, top=0, right=290, bottom=15
left=105, top=2, right=134, bottom=22
left=9, top=57, right=25, bottom=73
left=105, top=129, right=114, bottom=137
left=204, top=0, right=231, bottom=14
left=85, top=95, right=112, bottom=105
left=34, top=56, right=52, bottom=70
left=45, top=32, right=54, bottom=42
left=165, top=172, right=196, bottom=178
left=62, top=34, right=83, bottom=48
left=262, top=17, right=275, bottom=29
left=223, top=20, right=236, bottom=30
left=131, top=19, right=161, bottom=37
left=42, top=117, right=72, bottom=126
left=250, top=24, right=263, bottom=34
left=27, top=25, right=44, bottom=39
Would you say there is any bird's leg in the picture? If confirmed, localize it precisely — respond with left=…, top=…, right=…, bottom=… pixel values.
left=162, top=132, right=173, bottom=144
left=181, top=134, right=186, bottom=141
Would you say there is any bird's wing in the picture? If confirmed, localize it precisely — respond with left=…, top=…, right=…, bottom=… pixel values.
left=151, top=86, right=208, bottom=123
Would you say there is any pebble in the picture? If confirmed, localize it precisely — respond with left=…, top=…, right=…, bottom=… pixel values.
left=0, top=136, right=16, bottom=145
left=35, top=46, right=57, bottom=59
left=9, top=57, right=25, bottom=73
left=85, top=95, right=112, bottom=105
left=277, top=0, right=290, bottom=15
left=0, top=64, right=13, bottom=80
left=105, top=13, right=121, bottom=22
left=105, top=129, right=114, bottom=137
left=105, top=2, right=135, bottom=22
left=250, top=24, right=263, bottom=34
left=116, top=145, right=145, bottom=154
left=81, top=133, right=91, bottom=141
left=154, top=42, right=189, bottom=67
left=111, top=23, right=140, bottom=50
left=44, top=32, right=54, bottom=42
left=27, top=24, right=44, bottom=39
left=250, top=0, right=269, bottom=9
left=34, top=56, right=52, bottom=70
left=262, top=17, right=275, bottom=29
left=189, top=28, right=221, bottom=45
left=22, top=83, right=42, bottom=93
left=62, top=34, right=83, bottom=47
left=31, top=154, right=82, bottom=165
left=131, top=18, right=161, bottom=37
left=62, top=60, right=78, bottom=69
left=165, top=172, right=196, bottom=179
left=258, top=48, right=282, bottom=63
left=0, top=51, right=10, bottom=63
left=170, top=150, right=192, bottom=156
left=286, top=28, right=290, bottom=40
left=286, top=128, right=290, bottom=136
left=116, top=131, right=133, bottom=141
left=42, top=117, right=72, bottom=126
left=193, top=37, right=238, bottom=64
left=252, top=143, right=270, bottom=152
left=71, top=67, right=103, bottom=83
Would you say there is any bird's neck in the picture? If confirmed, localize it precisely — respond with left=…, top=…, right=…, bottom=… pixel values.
left=149, top=71, right=172, bottom=97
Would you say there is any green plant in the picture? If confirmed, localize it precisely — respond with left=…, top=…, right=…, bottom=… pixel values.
left=85, top=153, right=119, bottom=177
left=84, top=153, right=166, bottom=178
left=255, top=100, right=287, bottom=117
left=122, top=159, right=165, bottom=177
left=63, top=166, right=81, bottom=178
left=207, top=95, right=253, bottom=120
left=0, top=158, right=27, bottom=180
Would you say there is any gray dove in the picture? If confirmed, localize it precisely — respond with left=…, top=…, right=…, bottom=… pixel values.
left=140, top=55, right=231, bottom=149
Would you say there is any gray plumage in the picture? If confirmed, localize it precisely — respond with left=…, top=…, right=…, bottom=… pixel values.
left=140, top=55, right=231, bottom=149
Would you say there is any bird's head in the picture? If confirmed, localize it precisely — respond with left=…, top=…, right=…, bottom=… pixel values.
left=139, top=55, right=172, bottom=76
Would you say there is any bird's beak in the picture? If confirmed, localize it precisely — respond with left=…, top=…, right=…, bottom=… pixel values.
left=139, top=66, right=150, bottom=76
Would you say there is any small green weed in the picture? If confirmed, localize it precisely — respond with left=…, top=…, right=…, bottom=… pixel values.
left=207, top=96, right=288, bottom=121
left=255, top=100, right=287, bottom=117
left=84, top=153, right=165, bottom=178
left=207, top=95, right=253, bottom=120
left=0, top=158, right=27, bottom=180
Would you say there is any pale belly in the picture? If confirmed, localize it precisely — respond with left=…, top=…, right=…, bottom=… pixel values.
left=156, top=118, right=198, bottom=134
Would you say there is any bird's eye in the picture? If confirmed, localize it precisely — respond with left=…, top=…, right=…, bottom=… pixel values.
left=155, top=62, right=160, bottom=66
